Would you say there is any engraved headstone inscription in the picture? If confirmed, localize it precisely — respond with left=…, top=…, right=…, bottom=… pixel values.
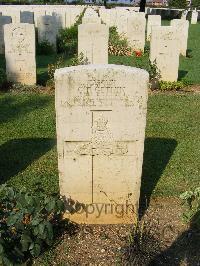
left=147, top=15, right=161, bottom=41
left=4, top=23, right=36, bottom=85
left=37, top=15, right=57, bottom=50
left=55, top=64, right=149, bottom=224
left=78, top=23, right=109, bottom=64
left=150, top=26, right=179, bottom=82
left=171, top=19, right=189, bottom=56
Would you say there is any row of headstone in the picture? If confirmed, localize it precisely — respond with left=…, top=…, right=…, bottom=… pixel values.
left=54, top=6, right=192, bottom=224
left=0, top=7, right=83, bottom=28
left=1, top=15, right=189, bottom=84
left=0, top=5, right=194, bottom=224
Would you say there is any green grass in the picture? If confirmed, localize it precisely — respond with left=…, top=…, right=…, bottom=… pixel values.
left=36, top=54, right=73, bottom=85
left=0, top=92, right=199, bottom=200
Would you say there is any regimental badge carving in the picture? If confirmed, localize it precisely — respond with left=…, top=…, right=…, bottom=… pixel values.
left=11, top=27, right=30, bottom=55
left=66, top=112, right=129, bottom=156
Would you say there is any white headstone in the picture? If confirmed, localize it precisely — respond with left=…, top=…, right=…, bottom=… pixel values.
left=37, top=15, right=57, bottom=50
left=191, top=11, right=198, bottom=24
left=55, top=64, right=149, bottom=224
left=34, top=10, right=46, bottom=27
left=115, top=10, right=129, bottom=35
left=181, top=10, right=188, bottom=20
left=147, top=15, right=161, bottom=41
left=4, top=23, right=36, bottom=85
left=82, top=15, right=101, bottom=24
left=0, top=16, right=11, bottom=54
left=127, top=13, right=146, bottom=52
left=171, top=19, right=189, bottom=56
left=2, top=9, right=20, bottom=23
left=150, top=26, right=179, bottom=82
left=78, top=23, right=109, bottom=64
left=52, top=11, right=66, bottom=30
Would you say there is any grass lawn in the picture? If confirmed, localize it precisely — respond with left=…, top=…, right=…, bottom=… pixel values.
left=0, top=20, right=199, bottom=200
left=0, top=92, right=199, bottom=201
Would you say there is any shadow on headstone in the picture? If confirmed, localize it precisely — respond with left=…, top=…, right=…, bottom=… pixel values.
left=0, top=138, right=55, bottom=184
left=140, top=137, right=177, bottom=216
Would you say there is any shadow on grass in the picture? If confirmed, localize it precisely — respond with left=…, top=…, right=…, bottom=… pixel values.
left=140, top=138, right=177, bottom=216
left=36, top=54, right=58, bottom=85
left=178, top=70, right=188, bottom=81
left=0, top=138, right=55, bottom=184
left=0, top=54, right=6, bottom=68
left=0, top=96, right=50, bottom=124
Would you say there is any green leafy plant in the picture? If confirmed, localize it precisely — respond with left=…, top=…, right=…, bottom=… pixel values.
left=191, top=0, right=200, bottom=9
left=0, top=184, right=65, bottom=265
left=47, top=55, right=64, bottom=88
left=158, top=80, right=185, bottom=91
left=109, top=27, right=134, bottom=56
left=70, top=52, right=89, bottom=66
left=36, top=41, right=55, bottom=55
left=149, top=60, right=161, bottom=82
left=57, top=26, right=78, bottom=56
left=180, top=187, right=200, bottom=229
left=46, top=52, right=89, bottom=89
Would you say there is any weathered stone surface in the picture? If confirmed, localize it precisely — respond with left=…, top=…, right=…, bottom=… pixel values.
left=52, top=11, right=66, bottom=29
left=127, top=13, right=146, bottom=52
left=2, top=9, right=20, bottom=23
left=191, top=11, right=198, bottom=24
left=82, top=14, right=101, bottom=24
left=66, top=7, right=82, bottom=28
left=150, top=26, right=179, bottom=82
left=37, top=15, right=57, bottom=50
left=99, top=9, right=112, bottom=26
left=115, top=10, right=129, bottom=35
left=171, top=19, right=189, bottom=56
left=34, top=9, right=46, bottom=27
left=0, top=16, right=11, bottom=54
left=4, top=23, right=36, bottom=85
left=55, top=64, right=149, bottom=224
left=78, top=23, right=109, bottom=64
left=20, top=11, right=34, bottom=24
left=147, top=15, right=161, bottom=41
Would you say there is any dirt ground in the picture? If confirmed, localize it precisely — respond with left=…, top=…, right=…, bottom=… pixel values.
left=34, top=197, right=200, bottom=266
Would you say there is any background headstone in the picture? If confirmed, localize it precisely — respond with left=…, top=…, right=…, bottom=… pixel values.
left=171, top=19, right=189, bottom=56
left=127, top=13, right=146, bottom=52
left=0, top=16, right=11, bottom=54
left=4, top=23, right=36, bottom=85
left=191, top=11, right=198, bottom=24
left=37, top=15, right=57, bottom=50
left=147, top=15, right=161, bottom=41
left=78, top=23, right=109, bottom=64
left=150, top=26, right=179, bottom=82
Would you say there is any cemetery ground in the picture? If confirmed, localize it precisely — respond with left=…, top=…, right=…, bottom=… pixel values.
left=0, top=23, right=200, bottom=264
